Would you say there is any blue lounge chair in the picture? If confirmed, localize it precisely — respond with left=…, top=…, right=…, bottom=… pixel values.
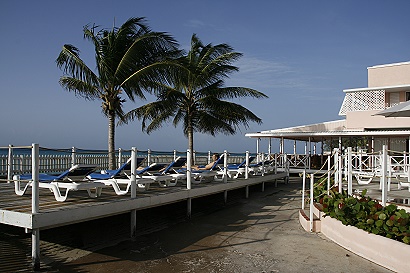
left=219, top=156, right=256, bottom=179
left=88, top=157, right=146, bottom=180
left=13, top=164, right=105, bottom=202
left=88, top=158, right=155, bottom=194
left=147, top=157, right=188, bottom=186
left=136, top=158, right=185, bottom=187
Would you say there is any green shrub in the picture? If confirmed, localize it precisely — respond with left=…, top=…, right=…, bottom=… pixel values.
left=318, top=186, right=410, bottom=244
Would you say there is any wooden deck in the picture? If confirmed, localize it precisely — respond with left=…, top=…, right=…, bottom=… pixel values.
left=0, top=172, right=288, bottom=230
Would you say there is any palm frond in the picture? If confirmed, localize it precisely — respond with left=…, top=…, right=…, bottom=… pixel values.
left=58, top=77, right=100, bottom=100
left=56, top=44, right=99, bottom=85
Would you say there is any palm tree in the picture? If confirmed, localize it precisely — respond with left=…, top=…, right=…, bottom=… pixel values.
left=122, top=34, right=268, bottom=162
left=56, top=17, right=180, bottom=169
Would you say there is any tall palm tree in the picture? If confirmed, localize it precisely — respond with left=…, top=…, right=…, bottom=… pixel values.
left=122, top=34, right=268, bottom=162
left=56, top=17, right=180, bottom=169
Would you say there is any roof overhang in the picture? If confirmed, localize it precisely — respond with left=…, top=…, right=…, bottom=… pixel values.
left=343, top=84, right=410, bottom=93
left=245, top=119, right=410, bottom=142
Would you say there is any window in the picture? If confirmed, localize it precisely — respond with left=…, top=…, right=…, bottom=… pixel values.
left=406, top=91, right=410, bottom=101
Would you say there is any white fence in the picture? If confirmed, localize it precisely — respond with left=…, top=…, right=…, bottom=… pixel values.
left=0, top=146, right=259, bottom=177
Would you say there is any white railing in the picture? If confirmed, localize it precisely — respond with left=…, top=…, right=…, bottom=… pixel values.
left=0, top=146, right=254, bottom=178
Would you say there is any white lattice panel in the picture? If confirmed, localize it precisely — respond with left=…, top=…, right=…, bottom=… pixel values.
left=339, top=89, right=385, bottom=116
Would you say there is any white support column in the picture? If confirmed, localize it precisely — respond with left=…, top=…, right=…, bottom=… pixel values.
left=338, top=149, right=343, bottom=194
left=223, top=150, right=228, bottom=183
left=245, top=151, right=250, bottom=180
left=308, top=137, right=311, bottom=170
left=334, top=148, right=338, bottom=186
left=256, top=138, right=261, bottom=162
left=327, top=155, right=331, bottom=194
left=31, top=143, right=40, bottom=271
left=381, top=145, right=388, bottom=206
left=281, top=137, right=284, bottom=161
left=147, top=149, right=151, bottom=165
left=347, top=147, right=352, bottom=195
left=186, top=149, right=192, bottom=190
left=32, top=228, right=40, bottom=271
left=130, top=147, right=137, bottom=239
left=293, top=140, right=296, bottom=156
left=309, top=174, right=314, bottom=232
left=174, top=149, right=177, bottom=161
left=130, top=147, right=137, bottom=199
left=268, top=138, right=272, bottom=157
left=7, top=144, right=13, bottom=183
left=302, top=170, right=306, bottom=210
left=32, top=144, right=39, bottom=213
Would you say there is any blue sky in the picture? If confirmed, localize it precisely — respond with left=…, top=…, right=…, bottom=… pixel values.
left=1, top=0, right=410, bottom=154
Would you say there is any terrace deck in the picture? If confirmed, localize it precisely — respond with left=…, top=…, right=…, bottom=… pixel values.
left=0, top=172, right=288, bottom=230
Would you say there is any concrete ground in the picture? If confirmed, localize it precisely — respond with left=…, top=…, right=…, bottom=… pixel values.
left=43, top=176, right=393, bottom=273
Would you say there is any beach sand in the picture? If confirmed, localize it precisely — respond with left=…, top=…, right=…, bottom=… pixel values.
left=39, top=177, right=392, bottom=273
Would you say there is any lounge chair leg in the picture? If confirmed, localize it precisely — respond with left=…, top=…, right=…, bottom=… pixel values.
left=49, top=183, right=69, bottom=202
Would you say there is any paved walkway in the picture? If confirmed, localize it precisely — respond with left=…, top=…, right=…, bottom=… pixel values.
left=46, top=177, right=392, bottom=273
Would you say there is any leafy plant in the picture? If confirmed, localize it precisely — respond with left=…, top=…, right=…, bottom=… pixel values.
left=317, top=187, right=410, bottom=244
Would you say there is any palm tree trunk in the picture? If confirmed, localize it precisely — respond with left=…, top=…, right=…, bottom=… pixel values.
left=108, top=112, right=116, bottom=169
left=187, top=124, right=194, bottom=164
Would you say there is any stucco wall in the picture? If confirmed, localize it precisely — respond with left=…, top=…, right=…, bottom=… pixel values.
left=368, top=62, right=410, bottom=87
left=346, top=110, right=410, bottom=130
